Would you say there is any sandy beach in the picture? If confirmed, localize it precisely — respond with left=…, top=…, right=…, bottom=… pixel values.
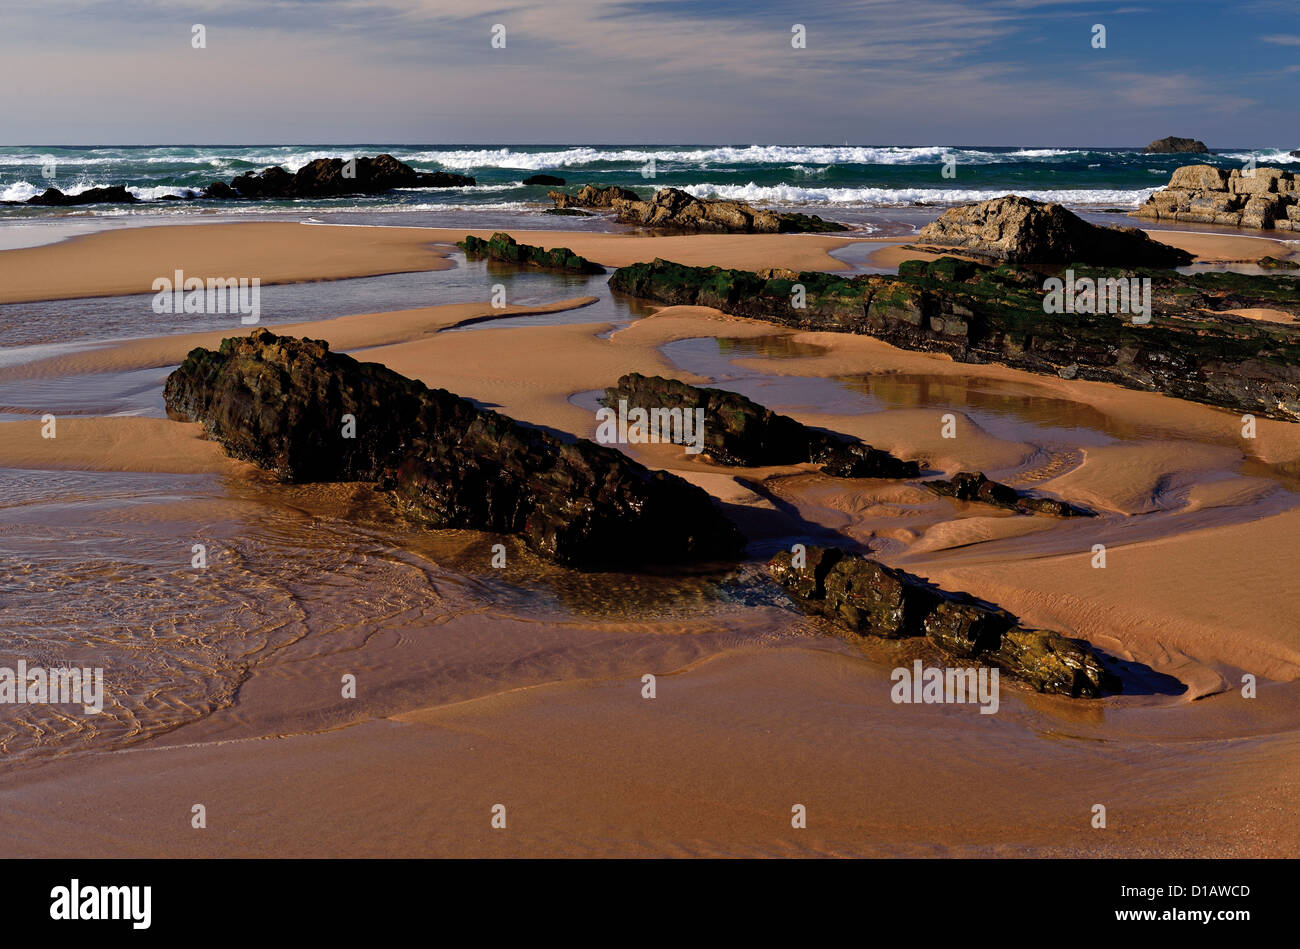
left=1, top=216, right=1298, bottom=858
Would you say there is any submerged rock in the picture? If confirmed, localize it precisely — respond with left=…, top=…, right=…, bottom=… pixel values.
left=601, top=372, right=918, bottom=477
left=523, top=174, right=565, bottom=185
left=767, top=546, right=1118, bottom=697
left=915, top=195, right=1192, bottom=266
left=1144, top=136, right=1210, bottom=154
left=608, top=256, right=1300, bottom=422
left=163, top=329, right=745, bottom=568
left=1133, top=163, right=1299, bottom=231
left=924, top=471, right=1092, bottom=517
left=457, top=232, right=604, bottom=274
left=549, top=185, right=849, bottom=233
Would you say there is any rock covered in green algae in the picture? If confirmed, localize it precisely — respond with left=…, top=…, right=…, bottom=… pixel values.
left=609, top=255, right=1300, bottom=422
left=163, top=329, right=745, bottom=568
left=767, top=545, right=1118, bottom=697
left=457, top=232, right=605, bottom=274
left=602, top=372, right=919, bottom=478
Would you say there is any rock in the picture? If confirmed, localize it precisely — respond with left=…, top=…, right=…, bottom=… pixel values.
left=457, top=232, right=604, bottom=274
left=609, top=256, right=1300, bottom=422
left=543, top=207, right=591, bottom=216
left=523, top=174, right=565, bottom=186
left=550, top=185, right=849, bottom=233
left=1292, top=150, right=1300, bottom=159
left=1133, top=163, right=1298, bottom=231
left=222, top=154, right=474, bottom=199
left=924, top=471, right=1092, bottom=517
left=1144, top=136, right=1210, bottom=154
left=203, top=180, right=237, bottom=199
left=1259, top=256, right=1300, bottom=270
left=26, top=185, right=137, bottom=206
left=163, top=329, right=745, bottom=567
left=767, top=546, right=1118, bottom=697
left=915, top=195, right=1191, bottom=266
left=549, top=184, right=640, bottom=208
left=601, top=373, right=919, bottom=477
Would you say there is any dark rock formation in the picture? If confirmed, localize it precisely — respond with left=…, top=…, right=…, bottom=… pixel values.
left=25, top=185, right=138, bottom=206
left=924, top=471, right=1092, bottom=517
left=768, top=546, right=1118, bottom=697
left=549, top=185, right=849, bottom=233
left=163, top=329, right=745, bottom=567
left=609, top=255, right=1300, bottom=421
left=1260, top=256, right=1300, bottom=270
left=1292, top=150, right=1300, bottom=159
left=1132, top=164, right=1299, bottom=231
left=601, top=372, right=919, bottom=477
left=457, top=232, right=604, bottom=274
left=209, top=154, right=474, bottom=200
left=523, top=174, right=565, bottom=186
left=543, top=207, right=591, bottom=216
left=915, top=195, right=1192, bottom=265
left=1144, top=137, right=1210, bottom=154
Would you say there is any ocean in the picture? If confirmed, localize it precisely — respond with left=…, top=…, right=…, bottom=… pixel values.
left=2, top=143, right=1295, bottom=229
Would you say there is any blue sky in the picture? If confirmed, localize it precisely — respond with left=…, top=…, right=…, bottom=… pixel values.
left=0, top=0, right=1295, bottom=145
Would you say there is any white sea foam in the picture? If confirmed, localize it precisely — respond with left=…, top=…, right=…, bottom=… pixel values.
left=680, top=181, right=1158, bottom=207
left=1220, top=150, right=1299, bottom=164
left=398, top=145, right=1097, bottom=171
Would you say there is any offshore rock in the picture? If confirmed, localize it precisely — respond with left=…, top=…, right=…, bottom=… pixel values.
left=550, top=185, right=849, bottom=233
left=211, top=154, right=474, bottom=199
left=1144, top=137, right=1210, bottom=154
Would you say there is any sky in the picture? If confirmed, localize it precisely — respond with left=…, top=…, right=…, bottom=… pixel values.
left=0, top=0, right=1295, bottom=146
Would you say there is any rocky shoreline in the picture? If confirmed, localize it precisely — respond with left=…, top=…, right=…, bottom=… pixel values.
left=1132, top=163, right=1299, bottom=231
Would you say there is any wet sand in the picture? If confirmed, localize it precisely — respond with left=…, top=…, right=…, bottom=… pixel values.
left=0, top=221, right=857, bottom=305
left=1, top=221, right=1298, bottom=857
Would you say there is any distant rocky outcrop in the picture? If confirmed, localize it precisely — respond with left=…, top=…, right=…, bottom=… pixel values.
left=1144, top=137, right=1210, bottom=154
left=609, top=255, right=1300, bottom=421
left=1132, top=163, right=1299, bottom=231
left=23, top=185, right=138, bottom=206
left=768, top=546, right=1119, bottom=697
left=163, top=329, right=745, bottom=567
left=523, top=174, right=565, bottom=186
left=924, top=471, right=1092, bottom=517
left=1291, top=150, right=1300, bottom=159
left=914, top=195, right=1192, bottom=266
left=204, top=154, right=474, bottom=200
left=549, top=185, right=849, bottom=233
left=602, top=373, right=919, bottom=477
left=457, top=232, right=604, bottom=274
